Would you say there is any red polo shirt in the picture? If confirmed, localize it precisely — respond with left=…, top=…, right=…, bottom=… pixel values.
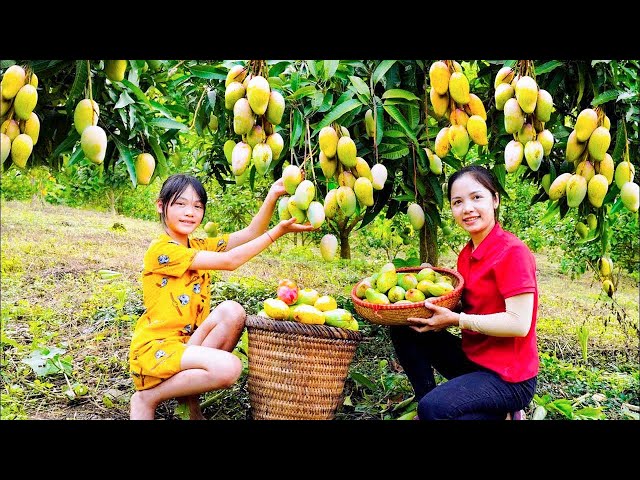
left=456, top=222, right=539, bottom=382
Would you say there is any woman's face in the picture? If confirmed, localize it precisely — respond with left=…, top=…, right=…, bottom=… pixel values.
left=449, top=173, right=498, bottom=244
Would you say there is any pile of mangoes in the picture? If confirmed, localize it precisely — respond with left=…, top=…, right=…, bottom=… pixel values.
left=259, top=278, right=359, bottom=330
left=354, top=263, right=454, bottom=305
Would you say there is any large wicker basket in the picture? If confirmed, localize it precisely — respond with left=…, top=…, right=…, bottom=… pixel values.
left=351, top=266, right=464, bottom=326
left=245, top=315, right=363, bottom=420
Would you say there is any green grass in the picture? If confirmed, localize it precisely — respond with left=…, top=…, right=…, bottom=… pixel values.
left=1, top=199, right=638, bottom=420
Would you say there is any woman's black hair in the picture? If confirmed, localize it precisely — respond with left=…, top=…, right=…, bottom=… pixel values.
left=157, top=174, right=207, bottom=226
left=447, top=165, right=500, bottom=217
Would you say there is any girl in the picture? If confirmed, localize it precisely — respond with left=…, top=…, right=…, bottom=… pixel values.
left=391, top=165, right=539, bottom=420
left=129, top=174, right=315, bottom=420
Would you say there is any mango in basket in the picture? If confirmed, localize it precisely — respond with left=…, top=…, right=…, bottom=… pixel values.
left=297, top=288, right=320, bottom=306
left=416, top=267, right=437, bottom=282
left=292, top=304, right=325, bottom=324
left=405, top=288, right=426, bottom=303
left=263, top=298, right=291, bottom=320
left=427, top=281, right=455, bottom=297
left=324, top=308, right=353, bottom=328
left=355, top=277, right=373, bottom=298
left=376, top=270, right=398, bottom=294
left=397, top=273, right=418, bottom=291
left=387, top=286, right=407, bottom=303
left=365, top=287, right=390, bottom=305
left=314, top=295, right=338, bottom=312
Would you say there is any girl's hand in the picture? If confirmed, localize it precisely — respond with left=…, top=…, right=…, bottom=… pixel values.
left=267, top=178, right=286, bottom=199
left=275, top=217, right=316, bottom=237
left=406, top=301, right=457, bottom=333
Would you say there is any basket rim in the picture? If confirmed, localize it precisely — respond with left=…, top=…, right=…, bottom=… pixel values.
left=245, top=315, right=363, bottom=341
left=350, top=265, right=464, bottom=312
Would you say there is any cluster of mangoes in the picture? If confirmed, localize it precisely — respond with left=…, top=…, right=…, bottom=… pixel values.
left=73, top=89, right=155, bottom=184
left=318, top=123, right=387, bottom=217
left=495, top=64, right=555, bottom=173
left=546, top=107, right=638, bottom=215
left=278, top=164, right=325, bottom=228
left=223, top=63, right=285, bottom=183
left=1, top=65, right=40, bottom=169
left=430, top=60, right=489, bottom=160
left=354, top=263, right=454, bottom=305
left=259, top=278, right=359, bottom=330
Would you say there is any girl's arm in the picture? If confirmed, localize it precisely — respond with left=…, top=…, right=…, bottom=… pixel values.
left=190, top=217, right=315, bottom=271
left=225, top=179, right=286, bottom=250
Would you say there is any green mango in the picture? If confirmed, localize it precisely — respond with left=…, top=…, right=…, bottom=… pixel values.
left=365, top=287, right=390, bottom=305
left=324, top=308, right=354, bottom=328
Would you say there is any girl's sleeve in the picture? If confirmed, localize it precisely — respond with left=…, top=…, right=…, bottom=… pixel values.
left=144, top=239, right=198, bottom=278
left=494, top=244, right=537, bottom=299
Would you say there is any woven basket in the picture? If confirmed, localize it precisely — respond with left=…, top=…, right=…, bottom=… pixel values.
left=351, top=266, right=464, bottom=326
left=245, top=315, right=363, bottom=420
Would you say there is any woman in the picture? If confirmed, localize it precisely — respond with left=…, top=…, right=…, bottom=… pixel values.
left=390, top=165, right=539, bottom=420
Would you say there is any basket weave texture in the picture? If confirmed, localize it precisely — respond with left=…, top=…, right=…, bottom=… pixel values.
left=351, top=266, right=464, bottom=326
left=245, top=315, right=363, bottom=420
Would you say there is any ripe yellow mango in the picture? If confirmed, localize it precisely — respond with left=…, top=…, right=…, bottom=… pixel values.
left=365, top=109, right=375, bottom=138
left=252, top=142, right=272, bottom=175
left=287, top=197, right=307, bottom=223
left=407, top=203, right=425, bottom=230
left=263, top=298, right=290, bottom=320
left=225, top=65, right=248, bottom=87
left=494, top=83, right=514, bottom=111
left=354, top=176, right=374, bottom=207
left=231, top=141, right=252, bottom=176
left=319, top=151, right=337, bottom=179
left=292, top=304, right=325, bottom=324
left=448, top=124, right=470, bottom=158
left=450, top=108, right=469, bottom=127
left=224, top=81, right=246, bottom=110
left=278, top=196, right=292, bottom=221
left=337, top=136, right=357, bottom=168
left=13, top=84, right=38, bottom=120
left=104, top=60, right=127, bottom=82
left=466, top=115, right=488, bottom=146
left=574, top=108, right=598, bottom=142
left=2, top=119, right=20, bottom=141
left=535, top=89, right=553, bottom=122
left=426, top=148, right=443, bottom=175
left=232, top=98, right=255, bottom=135
left=595, top=153, right=614, bottom=184
left=266, top=132, right=284, bottom=161
left=537, top=129, right=554, bottom=156
left=548, top=172, right=573, bottom=200
left=504, top=140, right=524, bottom=173
left=587, top=174, right=608, bottom=208
left=566, top=174, right=588, bottom=208
left=430, top=88, right=449, bottom=119
left=306, top=200, right=326, bottom=228
left=336, top=185, right=357, bottom=217
left=80, top=125, right=107, bottom=164
left=135, top=153, right=156, bottom=185
left=575, top=159, right=595, bottom=182
left=465, top=93, right=487, bottom=120
left=587, top=126, right=611, bottom=161
left=371, top=163, right=388, bottom=190
left=265, top=90, right=285, bottom=125
left=74, top=99, right=100, bottom=135
left=493, top=66, right=515, bottom=88
left=1, top=133, right=10, bottom=163
left=620, top=181, right=639, bottom=213
left=22, top=112, right=40, bottom=145
left=282, top=164, right=303, bottom=195
left=246, top=75, right=271, bottom=115
left=435, top=127, right=451, bottom=158
left=429, top=61, right=451, bottom=95
left=294, top=179, right=315, bottom=210
left=246, top=125, right=266, bottom=148
left=614, top=161, right=635, bottom=189
left=1, top=65, right=26, bottom=99
left=524, top=140, right=544, bottom=171
left=323, top=189, right=339, bottom=219
left=448, top=72, right=470, bottom=105
left=517, top=123, right=535, bottom=145
left=319, top=234, right=338, bottom=261
left=565, top=130, right=586, bottom=163
left=354, top=156, right=373, bottom=181
left=318, top=126, right=338, bottom=157
left=503, top=98, right=525, bottom=134
left=10, top=133, right=33, bottom=168
left=514, top=76, right=538, bottom=114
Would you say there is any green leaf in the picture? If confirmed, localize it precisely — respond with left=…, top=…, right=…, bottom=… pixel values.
left=324, top=60, right=339, bottom=80
left=147, top=136, right=168, bottom=179
left=288, top=85, right=318, bottom=100
left=120, top=79, right=151, bottom=106
left=384, top=104, right=417, bottom=143
left=67, top=60, right=89, bottom=113
left=114, top=91, right=136, bottom=109
left=291, top=108, right=304, bottom=147
left=373, top=60, right=397, bottom=85
left=577, top=63, right=586, bottom=106
left=148, top=118, right=189, bottom=131
left=382, top=89, right=420, bottom=101
left=541, top=200, right=561, bottom=222
left=612, top=119, right=627, bottom=161
left=349, top=75, right=371, bottom=99
left=67, top=145, right=86, bottom=167
left=314, top=98, right=362, bottom=131
left=51, top=129, right=80, bottom=159
left=114, top=138, right=137, bottom=187
left=426, top=174, right=443, bottom=209
left=535, top=61, right=564, bottom=75
left=592, top=90, right=619, bottom=106
left=349, top=371, right=377, bottom=391
left=188, top=64, right=226, bottom=80
left=380, top=144, right=410, bottom=160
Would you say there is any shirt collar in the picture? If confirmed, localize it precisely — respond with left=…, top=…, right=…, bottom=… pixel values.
left=470, top=222, right=503, bottom=260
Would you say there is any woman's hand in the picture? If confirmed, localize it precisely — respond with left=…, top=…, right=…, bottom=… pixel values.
left=274, top=217, right=316, bottom=238
left=406, top=300, right=458, bottom=333
left=267, top=178, right=287, bottom=200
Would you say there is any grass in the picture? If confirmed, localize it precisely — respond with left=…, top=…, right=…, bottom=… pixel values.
left=1, top=199, right=638, bottom=420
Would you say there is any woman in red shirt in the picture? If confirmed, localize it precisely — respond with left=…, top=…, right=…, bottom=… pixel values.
left=390, top=165, right=539, bottom=420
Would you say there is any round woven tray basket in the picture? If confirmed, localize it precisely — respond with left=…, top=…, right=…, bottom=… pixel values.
left=351, top=266, right=464, bottom=326
left=245, top=315, right=363, bottom=420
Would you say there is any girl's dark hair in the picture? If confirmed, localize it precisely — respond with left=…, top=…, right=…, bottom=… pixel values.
left=447, top=165, right=500, bottom=217
left=157, top=174, right=207, bottom=226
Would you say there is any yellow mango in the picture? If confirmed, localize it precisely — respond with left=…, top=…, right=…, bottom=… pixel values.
left=504, top=140, right=524, bottom=173
left=448, top=124, right=470, bottom=158
left=587, top=174, right=608, bottom=208
left=74, top=99, right=100, bottom=135
left=354, top=176, right=374, bottom=207
left=336, top=185, right=357, bottom=217
left=265, top=90, right=285, bottom=125
left=323, top=189, right=339, bottom=219
left=318, top=126, right=338, bottom=157
left=429, top=61, right=451, bottom=95
left=1, top=133, right=10, bottom=163
left=224, top=81, right=246, bottom=110
left=614, top=161, right=635, bottom=189
left=466, top=115, right=488, bottom=146
left=548, top=172, right=573, bottom=200
left=1, top=65, right=26, bottom=99
left=231, top=141, right=252, bottom=176
left=252, top=142, right=273, bottom=176
left=535, top=89, right=553, bottom=122
left=282, top=164, right=303, bottom=195
left=466, top=93, right=487, bottom=120
left=407, top=203, right=425, bottom=230
left=337, top=136, right=357, bottom=168
left=225, top=65, right=248, bottom=87
left=22, top=112, right=40, bottom=145
left=11, top=133, right=33, bottom=168
left=494, top=83, right=514, bottom=111
left=566, top=174, right=588, bottom=208
left=565, top=130, right=586, bottom=163
left=574, top=108, right=598, bottom=142
left=233, top=98, right=255, bottom=135
left=503, top=98, right=525, bottom=134
left=493, top=66, right=515, bottom=88
left=594, top=152, right=614, bottom=184
left=13, top=84, right=38, bottom=120
left=587, top=126, right=611, bottom=162
left=575, top=159, right=595, bottom=182
left=80, top=125, right=107, bottom=164
left=135, top=153, right=156, bottom=185
left=306, top=200, right=326, bottom=228
left=371, top=163, right=388, bottom=190
left=435, top=127, right=451, bottom=158
left=246, top=75, right=270, bottom=116
left=538, top=129, right=554, bottom=156
left=514, top=75, right=538, bottom=114
left=266, top=132, right=284, bottom=161
left=448, top=71, right=470, bottom=104
left=430, top=88, right=449, bottom=119
left=319, top=234, right=338, bottom=261
left=524, top=140, right=544, bottom=171
left=104, top=60, right=127, bottom=82
left=620, top=181, right=639, bottom=213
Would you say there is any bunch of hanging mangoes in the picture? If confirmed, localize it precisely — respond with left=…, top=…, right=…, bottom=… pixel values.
left=354, top=263, right=454, bottom=305
left=495, top=61, right=556, bottom=173
left=429, top=60, right=489, bottom=160
left=1, top=64, right=40, bottom=169
left=259, top=278, right=359, bottom=330
left=223, top=61, right=285, bottom=184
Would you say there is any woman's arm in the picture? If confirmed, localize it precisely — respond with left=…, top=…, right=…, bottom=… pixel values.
left=225, top=179, right=285, bottom=249
left=407, top=293, right=534, bottom=337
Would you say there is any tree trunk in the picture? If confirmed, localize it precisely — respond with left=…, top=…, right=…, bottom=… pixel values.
left=339, top=228, right=351, bottom=259
left=420, top=226, right=439, bottom=266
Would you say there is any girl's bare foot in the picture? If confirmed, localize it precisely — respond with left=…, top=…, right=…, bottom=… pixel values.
left=130, top=391, right=156, bottom=420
